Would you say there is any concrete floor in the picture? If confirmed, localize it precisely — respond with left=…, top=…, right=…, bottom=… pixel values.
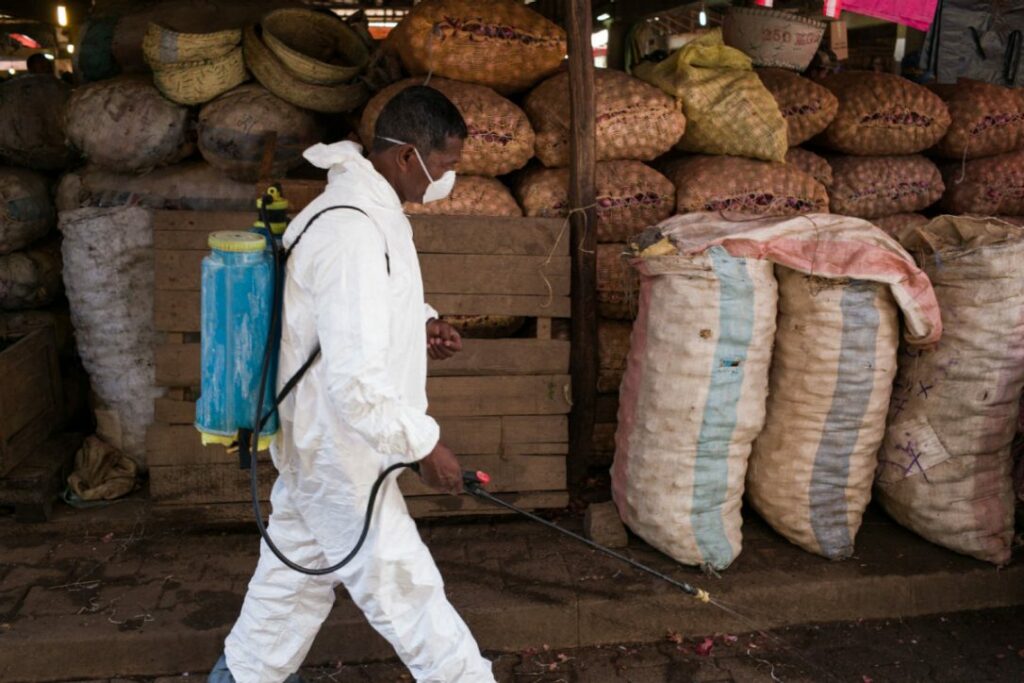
left=0, top=497, right=1021, bottom=682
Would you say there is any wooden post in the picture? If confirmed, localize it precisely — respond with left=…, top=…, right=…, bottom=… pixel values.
left=567, top=0, right=597, bottom=488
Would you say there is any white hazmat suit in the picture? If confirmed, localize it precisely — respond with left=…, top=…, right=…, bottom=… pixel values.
left=222, top=141, right=495, bottom=683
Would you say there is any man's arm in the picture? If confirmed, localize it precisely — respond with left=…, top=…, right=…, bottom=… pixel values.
left=306, top=219, right=439, bottom=465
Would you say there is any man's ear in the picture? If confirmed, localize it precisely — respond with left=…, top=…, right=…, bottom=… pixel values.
left=396, top=145, right=416, bottom=171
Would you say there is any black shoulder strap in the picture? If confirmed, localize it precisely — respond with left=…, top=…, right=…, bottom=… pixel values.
left=266, top=204, right=389, bottom=422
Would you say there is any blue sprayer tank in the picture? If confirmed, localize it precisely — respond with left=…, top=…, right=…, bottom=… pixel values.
left=195, top=230, right=279, bottom=451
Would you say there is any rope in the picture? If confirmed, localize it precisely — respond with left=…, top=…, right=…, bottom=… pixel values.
left=538, top=202, right=599, bottom=309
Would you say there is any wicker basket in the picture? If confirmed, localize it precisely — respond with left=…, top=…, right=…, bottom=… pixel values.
left=723, top=7, right=825, bottom=71
left=243, top=25, right=367, bottom=114
left=262, top=8, right=369, bottom=85
left=153, top=47, right=248, bottom=106
left=143, top=22, right=240, bottom=66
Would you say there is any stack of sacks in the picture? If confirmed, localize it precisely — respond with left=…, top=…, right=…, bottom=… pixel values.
left=877, top=216, right=1024, bottom=566
left=380, top=0, right=568, bottom=340
left=521, top=65, right=683, bottom=463
left=934, top=81, right=1024, bottom=222
left=756, top=68, right=838, bottom=195
left=612, top=212, right=940, bottom=570
left=0, top=168, right=62, bottom=313
left=244, top=8, right=371, bottom=114
left=0, top=75, right=74, bottom=171
left=143, top=23, right=247, bottom=105
left=816, top=72, right=951, bottom=233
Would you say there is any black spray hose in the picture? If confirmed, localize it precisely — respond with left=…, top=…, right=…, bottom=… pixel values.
left=463, top=482, right=711, bottom=604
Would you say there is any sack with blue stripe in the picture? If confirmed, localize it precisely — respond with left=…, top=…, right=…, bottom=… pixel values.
left=611, top=221, right=778, bottom=572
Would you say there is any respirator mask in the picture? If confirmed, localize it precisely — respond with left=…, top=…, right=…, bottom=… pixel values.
left=379, top=136, right=455, bottom=203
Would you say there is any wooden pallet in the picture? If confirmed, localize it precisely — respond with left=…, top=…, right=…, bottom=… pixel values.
left=0, top=433, right=83, bottom=522
left=148, top=201, right=572, bottom=515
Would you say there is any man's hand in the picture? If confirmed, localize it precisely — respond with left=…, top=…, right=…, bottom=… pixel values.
left=426, top=318, right=462, bottom=361
left=418, top=441, right=464, bottom=495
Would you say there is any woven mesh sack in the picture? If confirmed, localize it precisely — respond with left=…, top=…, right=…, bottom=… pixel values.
left=598, top=243, right=637, bottom=320
left=526, top=69, right=686, bottom=168
left=635, top=30, right=786, bottom=162
left=387, top=0, right=566, bottom=94
left=941, top=150, right=1024, bottom=216
left=199, top=84, right=319, bottom=182
left=404, top=176, right=521, bottom=217
left=442, top=314, right=525, bottom=339
left=0, top=238, right=62, bottom=310
left=517, top=161, right=675, bottom=243
left=785, top=147, right=832, bottom=187
left=757, top=67, right=838, bottom=146
left=65, top=76, right=193, bottom=174
left=361, top=77, right=534, bottom=177
left=664, top=155, right=828, bottom=216
left=872, top=213, right=930, bottom=245
left=934, top=80, right=1024, bottom=160
left=819, top=72, right=951, bottom=156
left=829, top=155, right=944, bottom=220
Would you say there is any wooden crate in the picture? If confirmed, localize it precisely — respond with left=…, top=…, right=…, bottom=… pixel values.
left=0, top=327, right=62, bottom=476
left=148, top=194, right=572, bottom=515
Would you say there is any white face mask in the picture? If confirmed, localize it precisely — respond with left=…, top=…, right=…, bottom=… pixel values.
left=379, top=136, right=456, bottom=203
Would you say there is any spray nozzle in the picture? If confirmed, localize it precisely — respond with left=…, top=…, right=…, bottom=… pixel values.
left=464, top=470, right=491, bottom=488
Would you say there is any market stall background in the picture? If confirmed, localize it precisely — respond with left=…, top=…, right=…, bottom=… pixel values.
left=0, top=0, right=1020, bottom=573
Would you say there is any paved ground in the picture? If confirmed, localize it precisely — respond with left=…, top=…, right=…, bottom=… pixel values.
left=0, top=497, right=1021, bottom=682
left=53, top=608, right=1024, bottom=682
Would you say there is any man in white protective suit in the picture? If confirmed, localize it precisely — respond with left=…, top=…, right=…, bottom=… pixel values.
left=209, top=86, right=496, bottom=683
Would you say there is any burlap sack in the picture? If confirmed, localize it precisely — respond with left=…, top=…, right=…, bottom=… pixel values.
left=871, top=213, right=930, bottom=244
left=0, top=239, right=62, bottom=310
left=757, top=67, right=838, bottom=147
left=820, top=72, right=951, bottom=156
left=934, top=80, right=1024, bottom=160
left=613, top=222, right=778, bottom=570
left=65, top=76, right=193, bottom=173
left=748, top=270, right=900, bottom=559
left=0, top=75, right=74, bottom=171
left=517, top=161, right=675, bottom=243
left=664, top=155, right=828, bottom=216
left=785, top=147, right=832, bottom=187
left=941, top=150, right=1024, bottom=215
left=0, top=168, right=54, bottom=255
left=387, top=0, right=566, bottom=94
left=199, top=84, right=320, bottom=182
left=361, top=77, right=534, bottom=177
left=598, top=319, right=631, bottom=394
left=877, top=216, right=1024, bottom=565
left=635, top=30, right=787, bottom=163
left=404, top=175, right=521, bottom=217
left=829, top=155, right=944, bottom=219
left=67, top=436, right=138, bottom=502
left=526, top=69, right=685, bottom=168
left=598, top=243, right=637, bottom=320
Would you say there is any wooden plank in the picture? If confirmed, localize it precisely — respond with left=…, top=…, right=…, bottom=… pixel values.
left=156, top=339, right=571, bottom=387
left=152, top=212, right=566, bottom=257
left=279, top=179, right=324, bottom=213
left=155, top=344, right=200, bottom=387
left=536, top=317, right=553, bottom=340
left=147, top=425, right=232, bottom=466
left=430, top=294, right=570, bottom=318
left=399, top=453, right=565, bottom=496
left=406, top=491, right=569, bottom=517
left=427, top=375, right=571, bottom=417
left=428, top=339, right=569, bottom=376
left=505, top=442, right=569, bottom=456
left=154, top=398, right=196, bottom=424
left=154, top=289, right=200, bottom=332
left=152, top=211, right=251, bottom=233
left=567, top=0, right=598, bottom=487
left=502, top=415, right=568, bottom=445
left=156, top=250, right=570, bottom=297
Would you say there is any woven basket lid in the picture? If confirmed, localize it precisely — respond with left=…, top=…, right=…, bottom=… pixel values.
left=152, top=47, right=248, bottom=106
left=243, top=25, right=367, bottom=114
left=143, top=22, right=240, bottom=67
left=262, top=8, right=369, bottom=85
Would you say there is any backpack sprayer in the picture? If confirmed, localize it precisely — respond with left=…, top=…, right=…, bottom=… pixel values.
left=190, top=184, right=711, bottom=603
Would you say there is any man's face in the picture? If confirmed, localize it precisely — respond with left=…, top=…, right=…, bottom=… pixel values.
left=402, top=135, right=464, bottom=204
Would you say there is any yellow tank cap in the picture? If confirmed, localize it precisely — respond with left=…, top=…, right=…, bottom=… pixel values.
left=209, top=231, right=266, bottom=253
